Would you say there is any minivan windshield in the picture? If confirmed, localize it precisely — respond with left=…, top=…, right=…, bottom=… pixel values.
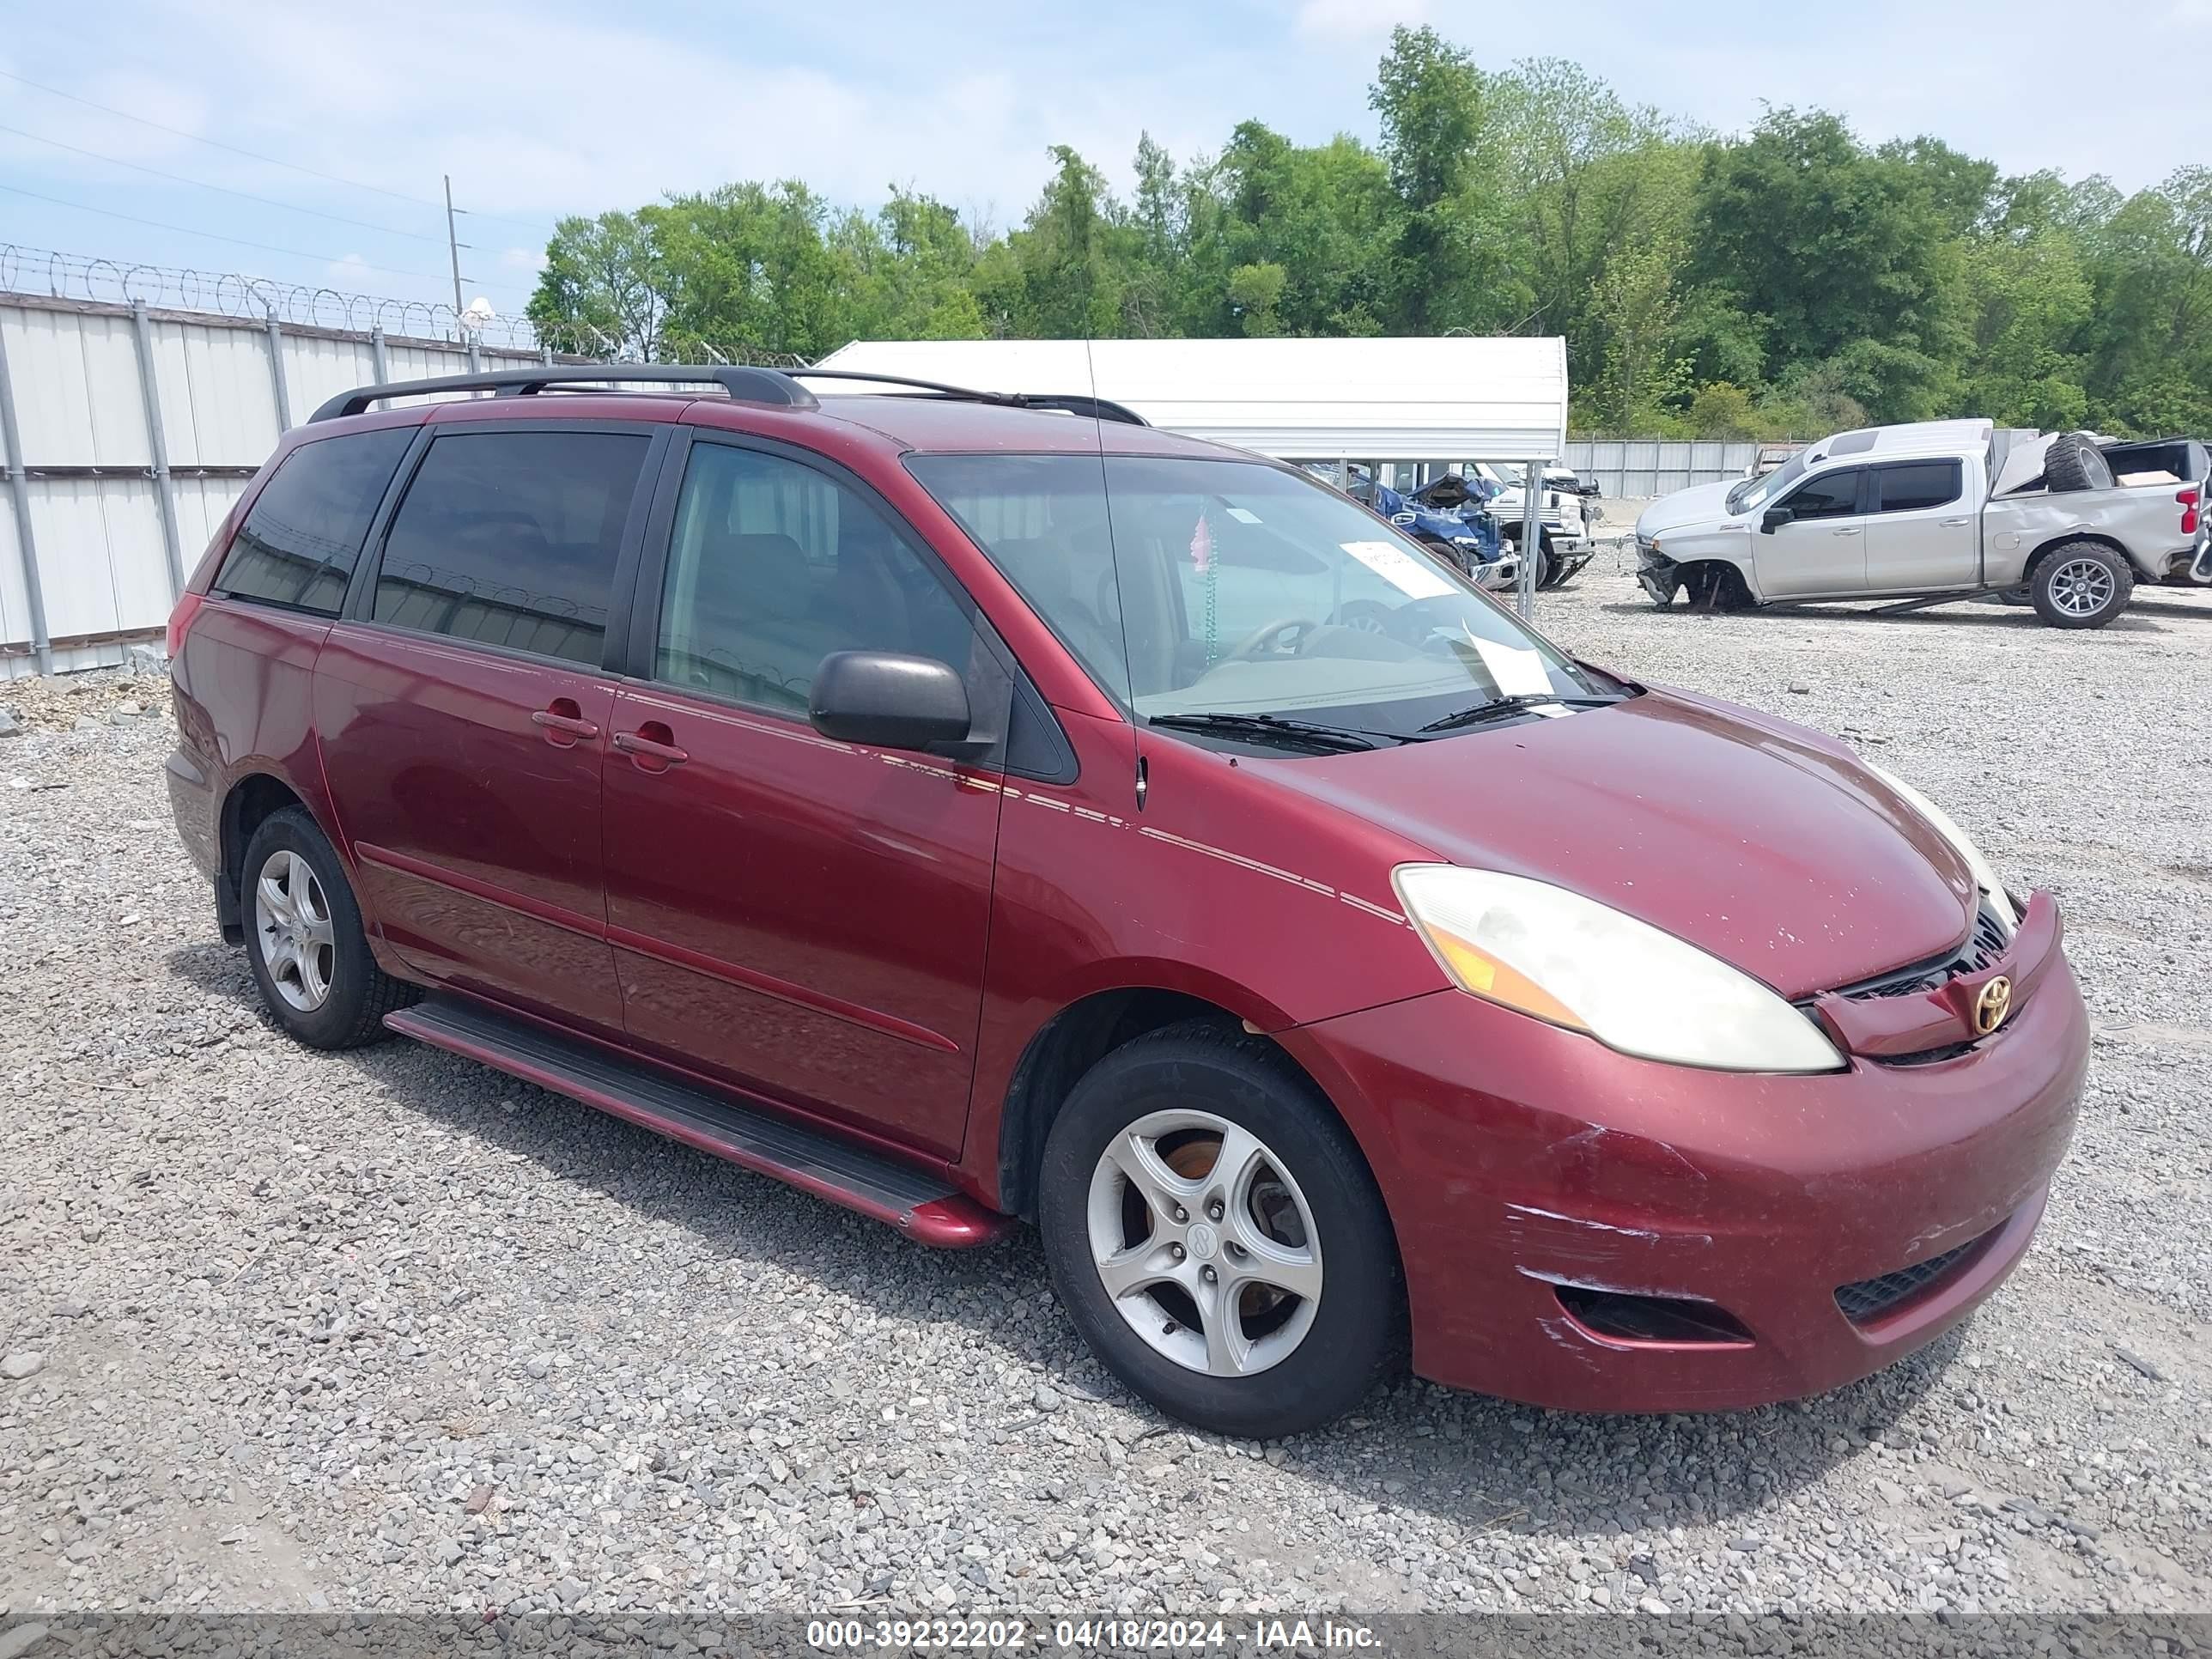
left=908, top=453, right=1613, bottom=747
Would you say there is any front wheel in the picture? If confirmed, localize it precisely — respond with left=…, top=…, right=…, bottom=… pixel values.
left=240, top=807, right=416, bottom=1048
left=2029, top=541, right=2133, bottom=629
left=1038, top=1021, right=1405, bottom=1438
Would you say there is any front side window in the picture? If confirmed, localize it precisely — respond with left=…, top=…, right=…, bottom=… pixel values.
left=214, top=428, right=411, bottom=615
left=909, top=453, right=1606, bottom=741
left=1875, top=461, right=1963, bottom=514
left=654, top=443, right=981, bottom=716
left=1778, top=469, right=1863, bottom=521
left=373, top=430, right=650, bottom=666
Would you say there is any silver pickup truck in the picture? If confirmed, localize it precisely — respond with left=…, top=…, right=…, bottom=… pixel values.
left=1635, top=419, right=2212, bottom=629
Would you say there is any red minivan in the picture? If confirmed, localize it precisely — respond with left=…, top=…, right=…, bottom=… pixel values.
left=165, top=366, right=2087, bottom=1437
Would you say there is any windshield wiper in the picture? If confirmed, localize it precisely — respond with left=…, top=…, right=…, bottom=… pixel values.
left=1147, top=712, right=1383, bottom=753
left=1417, top=693, right=1623, bottom=734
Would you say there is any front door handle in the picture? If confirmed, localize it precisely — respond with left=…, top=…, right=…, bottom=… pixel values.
left=532, top=701, right=601, bottom=746
left=1832, top=526, right=1862, bottom=537
left=614, top=723, right=690, bottom=770
left=1940, top=516, right=1971, bottom=526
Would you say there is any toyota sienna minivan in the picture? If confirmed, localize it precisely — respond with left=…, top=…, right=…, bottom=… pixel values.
left=164, top=366, right=2087, bottom=1437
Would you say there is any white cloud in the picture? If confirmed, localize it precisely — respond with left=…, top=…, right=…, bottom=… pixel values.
left=499, top=245, right=547, bottom=273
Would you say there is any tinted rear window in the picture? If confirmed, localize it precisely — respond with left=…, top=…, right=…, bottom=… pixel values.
left=372, top=430, right=651, bottom=666
left=1876, top=461, right=1963, bottom=513
left=213, top=428, right=411, bottom=615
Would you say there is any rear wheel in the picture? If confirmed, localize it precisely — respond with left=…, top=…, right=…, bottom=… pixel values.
left=1038, top=1022, right=1404, bottom=1437
left=240, top=807, right=416, bottom=1048
left=2029, top=540, right=2132, bottom=629
left=1533, top=539, right=1560, bottom=589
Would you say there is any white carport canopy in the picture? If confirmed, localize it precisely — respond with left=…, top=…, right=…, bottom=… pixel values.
left=811, top=336, right=1568, bottom=464
left=811, top=336, right=1571, bottom=614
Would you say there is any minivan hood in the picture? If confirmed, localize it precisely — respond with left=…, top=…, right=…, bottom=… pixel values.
left=1267, top=689, right=1976, bottom=999
left=1637, top=481, right=1739, bottom=538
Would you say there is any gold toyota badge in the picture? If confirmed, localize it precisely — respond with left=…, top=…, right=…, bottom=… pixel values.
left=1972, top=975, right=2013, bottom=1036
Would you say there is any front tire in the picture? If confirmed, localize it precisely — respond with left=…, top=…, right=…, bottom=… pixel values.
left=1038, top=1021, right=1404, bottom=1438
left=2029, top=540, right=2132, bottom=629
left=240, top=807, right=416, bottom=1048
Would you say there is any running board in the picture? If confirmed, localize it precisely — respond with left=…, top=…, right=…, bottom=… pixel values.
left=385, top=997, right=1007, bottom=1248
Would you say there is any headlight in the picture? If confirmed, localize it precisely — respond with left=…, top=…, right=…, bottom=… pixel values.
left=1391, top=866, right=1845, bottom=1073
left=1866, top=765, right=2018, bottom=937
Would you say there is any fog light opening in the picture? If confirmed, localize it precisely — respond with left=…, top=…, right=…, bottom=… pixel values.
left=1554, top=1285, right=1755, bottom=1348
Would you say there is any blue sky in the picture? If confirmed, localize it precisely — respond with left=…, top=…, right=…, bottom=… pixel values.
left=3, top=0, right=2208, bottom=319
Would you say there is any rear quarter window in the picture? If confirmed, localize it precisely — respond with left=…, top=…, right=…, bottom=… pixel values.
left=212, top=428, right=413, bottom=615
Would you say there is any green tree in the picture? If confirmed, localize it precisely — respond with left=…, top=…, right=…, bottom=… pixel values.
left=527, top=210, right=666, bottom=358
left=1369, top=25, right=1493, bottom=331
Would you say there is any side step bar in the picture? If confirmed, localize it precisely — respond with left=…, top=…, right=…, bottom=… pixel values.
left=386, top=997, right=1008, bottom=1248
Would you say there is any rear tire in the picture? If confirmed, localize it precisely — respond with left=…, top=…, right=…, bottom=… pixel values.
left=240, top=807, right=416, bottom=1048
left=2043, top=433, right=2114, bottom=494
left=2028, top=540, right=2133, bottom=629
left=1038, top=1020, right=1404, bottom=1438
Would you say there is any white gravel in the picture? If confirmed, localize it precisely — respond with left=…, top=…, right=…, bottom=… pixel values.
left=2, top=558, right=2209, bottom=1622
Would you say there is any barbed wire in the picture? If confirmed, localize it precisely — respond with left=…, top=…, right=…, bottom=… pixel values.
left=0, top=242, right=574, bottom=349
left=0, top=244, right=813, bottom=369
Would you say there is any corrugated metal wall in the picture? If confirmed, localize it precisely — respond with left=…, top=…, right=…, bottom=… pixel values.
left=0, top=292, right=561, bottom=679
left=1564, top=438, right=1789, bottom=500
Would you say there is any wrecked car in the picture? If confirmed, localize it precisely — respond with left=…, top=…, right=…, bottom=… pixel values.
left=1474, top=463, right=1600, bottom=589
left=1638, top=420, right=2212, bottom=629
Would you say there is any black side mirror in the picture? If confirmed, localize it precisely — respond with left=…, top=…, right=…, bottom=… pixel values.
left=1760, top=506, right=1795, bottom=534
left=809, top=651, right=980, bottom=757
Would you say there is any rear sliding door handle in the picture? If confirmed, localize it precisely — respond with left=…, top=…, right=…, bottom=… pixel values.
left=614, top=727, right=690, bottom=769
left=1832, top=526, right=1862, bottom=537
left=1940, top=516, right=1972, bottom=526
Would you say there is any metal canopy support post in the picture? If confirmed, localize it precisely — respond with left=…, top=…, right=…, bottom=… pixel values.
left=1516, top=459, right=1544, bottom=620
left=131, top=301, right=188, bottom=599
left=369, top=326, right=391, bottom=386
left=264, top=316, right=292, bottom=432
left=0, top=324, right=52, bottom=674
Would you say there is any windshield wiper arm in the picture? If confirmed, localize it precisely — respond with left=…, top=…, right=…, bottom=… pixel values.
left=1146, top=712, right=1382, bottom=753
left=1417, top=693, right=1622, bottom=734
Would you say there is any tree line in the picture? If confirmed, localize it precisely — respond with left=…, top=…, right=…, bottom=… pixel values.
left=526, top=26, right=2212, bottom=440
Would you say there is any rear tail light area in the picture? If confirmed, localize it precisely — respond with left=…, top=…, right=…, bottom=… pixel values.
left=2180, top=488, right=2200, bottom=537
left=166, top=590, right=206, bottom=659
left=1553, top=1285, right=1754, bottom=1347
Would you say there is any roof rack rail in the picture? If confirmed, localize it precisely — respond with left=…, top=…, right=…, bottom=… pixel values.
left=307, top=364, right=818, bottom=423
left=789, top=368, right=1149, bottom=428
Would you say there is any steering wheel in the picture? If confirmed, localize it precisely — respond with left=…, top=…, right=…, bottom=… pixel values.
left=1221, top=617, right=1321, bottom=663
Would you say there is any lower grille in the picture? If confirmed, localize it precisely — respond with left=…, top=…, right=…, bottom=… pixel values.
left=1834, top=1230, right=1990, bottom=1324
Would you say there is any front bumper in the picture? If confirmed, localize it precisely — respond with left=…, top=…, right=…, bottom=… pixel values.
left=1286, top=900, right=2087, bottom=1413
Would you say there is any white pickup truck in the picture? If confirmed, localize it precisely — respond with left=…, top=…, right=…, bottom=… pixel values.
left=1634, top=419, right=2212, bottom=629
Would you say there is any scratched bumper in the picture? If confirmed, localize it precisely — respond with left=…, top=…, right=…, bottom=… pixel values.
left=1285, top=963, right=2087, bottom=1413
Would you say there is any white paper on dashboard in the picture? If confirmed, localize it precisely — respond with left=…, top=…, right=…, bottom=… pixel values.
left=1224, top=506, right=1263, bottom=524
left=1339, top=540, right=1455, bottom=599
left=1467, top=635, right=1554, bottom=698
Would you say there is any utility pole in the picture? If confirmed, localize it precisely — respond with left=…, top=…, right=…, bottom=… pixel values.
left=443, top=174, right=470, bottom=314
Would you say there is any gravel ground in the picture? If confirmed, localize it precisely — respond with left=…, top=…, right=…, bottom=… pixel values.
left=2, top=554, right=2209, bottom=1624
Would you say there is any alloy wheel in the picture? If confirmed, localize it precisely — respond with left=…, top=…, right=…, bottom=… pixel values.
left=253, top=848, right=336, bottom=1012
left=2048, top=557, right=2115, bottom=617
left=1085, top=1109, right=1323, bottom=1377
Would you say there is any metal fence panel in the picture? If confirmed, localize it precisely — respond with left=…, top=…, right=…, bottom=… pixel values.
left=4, top=307, right=150, bottom=469
left=0, top=287, right=579, bottom=678
left=1565, top=435, right=1798, bottom=499
left=158, top=319, right=283, bottom=465
left=0, top=482, right=23, bottom=649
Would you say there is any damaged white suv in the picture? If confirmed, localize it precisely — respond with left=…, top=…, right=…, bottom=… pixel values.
left=1636, top=420, right=2211, bottom=629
